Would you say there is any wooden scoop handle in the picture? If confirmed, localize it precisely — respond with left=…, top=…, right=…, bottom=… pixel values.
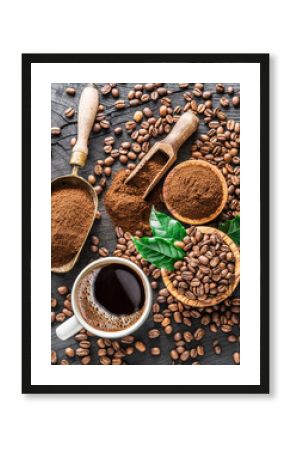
left=70, top=85, right=99, bottom=168
left=162, top=110, right=199, bottom=155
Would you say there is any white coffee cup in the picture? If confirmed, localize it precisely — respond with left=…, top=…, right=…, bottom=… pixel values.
left=56, top=257, right=152, bottom=340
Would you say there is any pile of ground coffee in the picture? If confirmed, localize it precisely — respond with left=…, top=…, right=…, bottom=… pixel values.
left=165, top=164, right=223, bottom=220
left=104, top=153, right=166, bottom=233
left=51, top=186, right=94, bottom=267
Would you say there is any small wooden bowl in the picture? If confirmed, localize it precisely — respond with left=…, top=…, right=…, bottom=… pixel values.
left=162, top=160, right=228, bottom=225
left=161, top=226, right=240, bottom=308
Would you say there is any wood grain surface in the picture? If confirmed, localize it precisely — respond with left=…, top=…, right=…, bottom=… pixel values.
left=51, top=82, right=240, bottom=365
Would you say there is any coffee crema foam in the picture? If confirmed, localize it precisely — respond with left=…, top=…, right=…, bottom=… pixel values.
left=77, top=271, right=143, bottom=332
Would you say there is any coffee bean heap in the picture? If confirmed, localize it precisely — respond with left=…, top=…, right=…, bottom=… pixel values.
left=168, top=226, right=235, bottom=302
left=51, top=225, right=240, bottom=365
left=191, top=84, right=240, bottom=221
left=51, top=83, right=240, bottom=365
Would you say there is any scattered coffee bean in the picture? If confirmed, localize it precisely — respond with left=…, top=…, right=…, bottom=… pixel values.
left=57, top=285, right=69, bottom=296
left=135, top=341, right=146, bottom=352
left=51, top=127, right=61, bottom=136
left=151, top=347, right=161, bottom=356
left=51, top=350, right=57, bottom=364
left=233, top=352, right=240, bottom=364
left=64, top=107, right=75, bottom=118
left=65, top=87, right=76, bottom=96
left=65, top=347, right=75, bottom=358
left=232, top=96, right=240, bottom=107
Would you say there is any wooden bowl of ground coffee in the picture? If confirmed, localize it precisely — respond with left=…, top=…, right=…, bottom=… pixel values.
left=161, top=226, right=240, bottom=308
left=162, top=160, right=228, bottom=225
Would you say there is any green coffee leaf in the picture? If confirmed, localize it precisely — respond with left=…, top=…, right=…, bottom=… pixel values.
left=219, top=214, right=240, bottom=245
left=132, top=236, right=185, bottom=271
left=150, top=207, right=186, bottom=241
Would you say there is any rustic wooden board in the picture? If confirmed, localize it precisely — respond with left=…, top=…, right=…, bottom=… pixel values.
left=51, top=82, right=240, bottom=365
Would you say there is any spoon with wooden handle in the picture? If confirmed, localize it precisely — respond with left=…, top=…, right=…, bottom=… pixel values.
left=125, top=110, right=199, bottom=199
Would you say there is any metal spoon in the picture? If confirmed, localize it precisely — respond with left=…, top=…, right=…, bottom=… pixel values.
left=51, top=85, right=99, bottom=273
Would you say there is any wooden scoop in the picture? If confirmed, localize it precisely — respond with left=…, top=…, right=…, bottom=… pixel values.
left=51, top=85, right=100, bottom=273
left=125, top=110, right=199, bottom=199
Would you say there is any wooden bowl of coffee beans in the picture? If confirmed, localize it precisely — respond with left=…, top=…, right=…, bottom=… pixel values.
left=161, top=226, right=240, bottom=307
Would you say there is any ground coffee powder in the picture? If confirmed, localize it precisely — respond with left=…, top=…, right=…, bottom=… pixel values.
left=104, top=153, right=167, bottom=233
left=51, top=186, right=94, bottom=267
left=165, top=164, right=223, bottom=220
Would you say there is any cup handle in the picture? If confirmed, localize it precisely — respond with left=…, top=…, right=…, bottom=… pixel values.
left=56, top=315, right=82, bottom=341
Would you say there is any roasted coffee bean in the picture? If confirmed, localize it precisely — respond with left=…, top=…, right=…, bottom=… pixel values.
left=64, top=107, right=75, bottom=118
left=180, top=350, right=190, bottom=362
left=143, top=107, right=153, bottom=118
left=216, top=83, right=224, bottom=93
left=161, top=317, right=171, bottom=328
left=51, top=127, right=61, bottom=136
left=65, top=87, right=76, bottom=96
left=170, top=349, right=179, bottom=361
left=70, top=137, right=77, bottom=147
left=135, top=341, right=146, bottom=352
left=129, top=99, right=140, bottom=107
left=101, top=84, right=112, bottom=95
left=232, top=96, right=240, bottom=107
left=194, top=328, right=205, bottom=341
left=93, top=123, right=101, bottom=133
left=88, top=174, right=96, bottom=185
left=55, top=312, right=65, bottom=322
left=99, top=247, right=109, bottom=257
left=76, top=348, right=89, bottom=357
left=160, top=105, right=167, bottom=117
left=164, top=325, right=173, bottom=335
left=221, top=324, right=232, bottom=333
left=190, top=348, right=198, bottom=359
left=81, top=356, right=91, bottom=365
left=153, top=313, right=164, bottom=323
left=111, top=87, right=119, bottom=98
left=104, top=167, right=112, bottom=177
left=173, top=312, right=182, bottom=323
left=63, top=308, right=73, bottom=317
left=51, top=311, right=56, bottom=323
left=75, top=333, right=88, bottom=342
left=51, top=350, right=57, bottom=364
left=112, top=358, right=122, bottom=365
left=100, top=356, right=111, bottom=365
left=197, top=345, right=205, bottom=356
left=134, top=110, right=143, bottom=122
left=220, top=96, right=230, bottom=107
left=65, top=347, right=75, bottom=358
left=115, top=99, right=126, bottom=109
left=95, top=185, right=103, bottom=195
left=233, top=352, right=240, bottom=364
left=151, top=347, right=161, bottom=356
left=114, top=126, right=123, bottom=135
left=148, top=329, right=160, bottom=339
left=79, top=340, right=91, bottom=349
left=104, top=156, right=115, bottom=166
left=214, top=345, right=222, bottom=355
left=60, top=359, right=70, bottom=365
left=183, top=331, right=193, bottom=343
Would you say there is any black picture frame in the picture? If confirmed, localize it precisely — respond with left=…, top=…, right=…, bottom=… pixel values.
left=22, top=53, right=269, bottom=394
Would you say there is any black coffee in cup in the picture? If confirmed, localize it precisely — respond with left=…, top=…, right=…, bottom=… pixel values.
left=77, top=263, right=145, bottom=332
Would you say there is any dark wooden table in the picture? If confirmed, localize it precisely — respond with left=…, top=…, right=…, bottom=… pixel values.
left=51, top=82, right=240, bottom=365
